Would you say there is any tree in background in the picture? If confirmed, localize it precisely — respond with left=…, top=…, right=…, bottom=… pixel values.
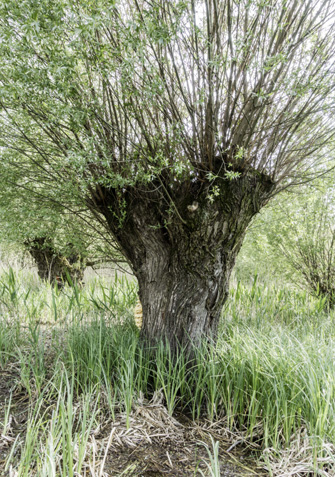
left=0, top=174, right=124, bottom=285
left=278, top=195, right=335, bottom=308
left=0, top=0, right=335, bottom=350
left=25, top=237, right=84, bottom=286
left=237, top=169, right=335, bottom=308
left=266, top=191, right=335, bottom=308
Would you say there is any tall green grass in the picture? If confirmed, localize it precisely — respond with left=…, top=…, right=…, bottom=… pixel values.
left=0, top=266, right=137, bottom=323
left=62, top=311, right=335, bottom=448
left=1, top=268, right=335, bottom=474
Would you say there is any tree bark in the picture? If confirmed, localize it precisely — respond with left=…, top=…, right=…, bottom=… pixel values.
left=26, top=237, right=85, bottom=286
left=91, top=169, right=275, bottom=351
left=138, top=245, right=236, bottom=349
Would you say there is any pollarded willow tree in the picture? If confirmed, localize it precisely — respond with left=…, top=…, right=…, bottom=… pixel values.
left=247, top=179, right=335, bottom=308
left=0, top=0, right=335, bottom=349
left=0, top=167, right=125, bottom=285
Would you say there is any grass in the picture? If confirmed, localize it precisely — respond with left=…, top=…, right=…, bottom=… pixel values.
left=0, top=265, right=138, bottom=323
left=199, top=437, right=221, bottom=477
left=0, top=267, right=335, bottom=475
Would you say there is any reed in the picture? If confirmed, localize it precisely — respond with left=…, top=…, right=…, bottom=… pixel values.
left=1, top=267, right=335, bottom=474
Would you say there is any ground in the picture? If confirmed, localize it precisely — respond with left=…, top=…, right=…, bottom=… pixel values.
left=0, top=365, right=264, bottom=476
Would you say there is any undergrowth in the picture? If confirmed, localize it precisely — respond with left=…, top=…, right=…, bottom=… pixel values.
left=0, top=268, right=335, bottom=475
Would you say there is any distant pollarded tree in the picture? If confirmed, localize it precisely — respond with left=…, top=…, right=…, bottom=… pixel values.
left=236, top=166, right=335, bottom=308
left=0, top=175, right=124, bottom=285
left=269, top=189, right=335, bottom=308
left=0, top=0, right=335, bottom=350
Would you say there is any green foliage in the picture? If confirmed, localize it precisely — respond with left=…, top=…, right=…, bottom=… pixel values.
left=237, top=175, right=335, bottom=306
left=0, top=173, right=122, bottom=270
left=275, top=195, right=335, bottom=306
left=0, top=0, right=334, bottom=221
left=199, top=437, right=221, bottom=477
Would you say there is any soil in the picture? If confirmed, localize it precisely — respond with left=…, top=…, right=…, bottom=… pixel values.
left=103, top=441, right=259, bottom=476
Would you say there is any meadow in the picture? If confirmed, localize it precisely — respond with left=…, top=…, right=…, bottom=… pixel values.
left=0, top=264, right=335, bottom=476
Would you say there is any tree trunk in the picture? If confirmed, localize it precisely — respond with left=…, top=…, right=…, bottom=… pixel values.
left=137, top=245, right=236, bottom=349
left=26, top=237, right=85, bottom=286
left=91, top=169, right=275, bottom=351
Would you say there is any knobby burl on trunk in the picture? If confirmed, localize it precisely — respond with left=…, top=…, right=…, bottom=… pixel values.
left=91, top=169, right=274, bottom=351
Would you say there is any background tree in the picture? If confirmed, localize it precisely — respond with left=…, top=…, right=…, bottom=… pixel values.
left=0, top=170, right=124, bottom=285
left=245, top=179, right=335, bottom=307
left=279, top=196, right=335, bottom=308
left=0, top=0, right=335, bottom=349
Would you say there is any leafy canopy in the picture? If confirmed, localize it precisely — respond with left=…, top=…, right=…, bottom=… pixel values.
left=0, top=0, right=334, bottom=211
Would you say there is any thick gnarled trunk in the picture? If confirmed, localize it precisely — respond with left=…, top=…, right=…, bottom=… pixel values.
left=92, top=170, right=274, bottom=350
left=138, top=247, right=236, bottom=349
